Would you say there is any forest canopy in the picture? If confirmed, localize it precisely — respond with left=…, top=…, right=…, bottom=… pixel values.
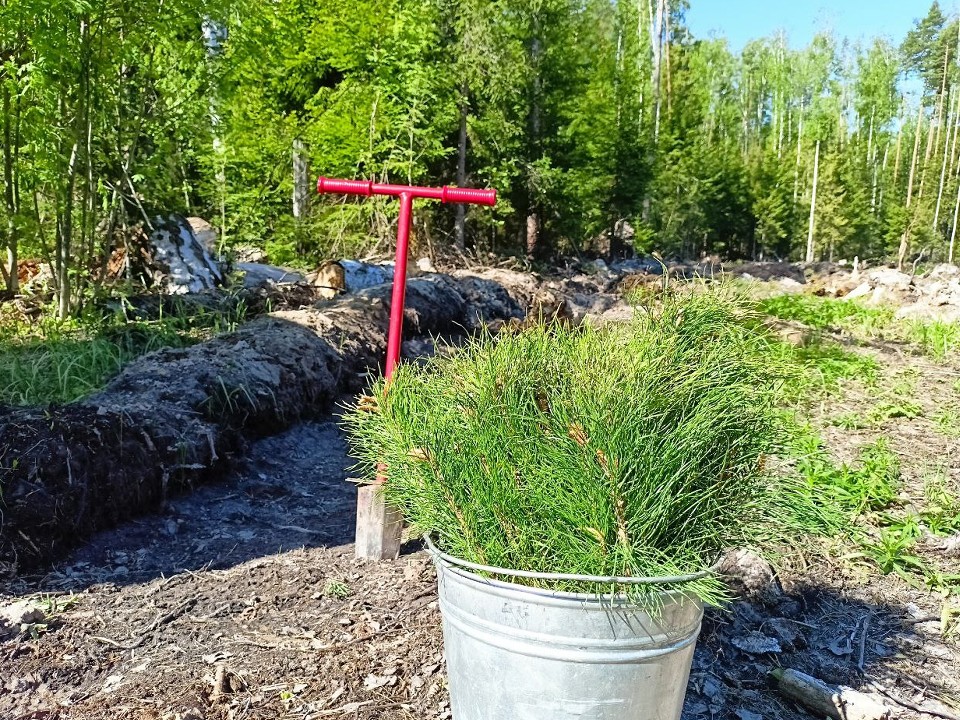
left=0, top=0, right=957, bottom=315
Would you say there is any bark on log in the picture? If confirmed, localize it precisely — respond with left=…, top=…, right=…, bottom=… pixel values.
left=770, top=668, right=891, bottom=720
left=0, top=273, right=525, bottom=573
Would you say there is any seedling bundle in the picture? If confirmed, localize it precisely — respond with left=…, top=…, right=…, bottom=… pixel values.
left=346, top=290, right=800, bottom=605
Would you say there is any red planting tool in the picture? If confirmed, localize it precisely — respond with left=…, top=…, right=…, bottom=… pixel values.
left=316, top=177, right=496, bottom=379
left=316, top=177, right=497, bottom=560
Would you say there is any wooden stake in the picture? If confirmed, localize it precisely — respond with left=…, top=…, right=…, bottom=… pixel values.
left=354, top=484, right=403, bottom=561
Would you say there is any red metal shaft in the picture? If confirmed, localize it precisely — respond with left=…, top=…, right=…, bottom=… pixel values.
left=316, top=176, right=496, bottom=379
left=385, top=192, right=414, bottom=379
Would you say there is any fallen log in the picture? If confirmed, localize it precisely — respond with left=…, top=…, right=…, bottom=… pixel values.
left=0, top=273, right=525, bottom=573
left=770, top=668, right=891, bottom=720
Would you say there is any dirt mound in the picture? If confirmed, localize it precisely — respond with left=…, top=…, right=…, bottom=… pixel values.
left=0, top=273, right=525, bottom=573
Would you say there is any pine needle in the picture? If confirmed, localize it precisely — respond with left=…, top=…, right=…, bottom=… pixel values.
left=344, top=288, right=806, bottom=606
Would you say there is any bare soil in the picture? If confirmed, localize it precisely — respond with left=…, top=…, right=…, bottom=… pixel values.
left=0, top=273, right=526, bottom=572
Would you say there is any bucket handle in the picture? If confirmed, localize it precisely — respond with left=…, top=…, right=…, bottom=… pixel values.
left=424, top=535, right=712, bottom=586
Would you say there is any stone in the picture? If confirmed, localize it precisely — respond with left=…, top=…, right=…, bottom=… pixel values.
left=843, top=282, right=872, bottom=301
left=187, top=217, right=219, bottom=255
left=927, top=263, right=959, bottom=279
left=731, top=631, right=782, bottom=655
left=0, top=600, right=44, bottom=637
left=864, top=267, right=912, bottom=291
left=718, top=549, right=782, bottom=601
left=236, top=262, right=305, bottom=289
left=766, top=617, right=805, bottom=651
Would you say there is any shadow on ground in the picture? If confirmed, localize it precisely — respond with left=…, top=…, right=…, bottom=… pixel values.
left=685, top=586, right=958, bottom=720
left=17, top=416, right=359, bottom=593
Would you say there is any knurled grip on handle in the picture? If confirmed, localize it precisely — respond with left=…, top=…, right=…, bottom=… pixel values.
left=316, top=177, right=374, bottom=196
left=441, top=186, right=497, bottom=206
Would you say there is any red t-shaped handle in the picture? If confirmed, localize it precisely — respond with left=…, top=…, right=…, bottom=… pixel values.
left=316, top=177, right=497, bottom=380
left=317, top=177, right=496, bottom=206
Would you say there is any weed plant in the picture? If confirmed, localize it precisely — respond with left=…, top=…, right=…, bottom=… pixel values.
left=760, top=294, right=960, bottom=360
left=0, top=300, right=247, bottom=405
left=772, top=341, right=879, bottom=403
left=904, top=320, right=960, bottom=360
left=345, top=291, right=809, bottom=605
left=794, top=438, right=900, bottom=523
left=760, top=295, right=894, bottom=335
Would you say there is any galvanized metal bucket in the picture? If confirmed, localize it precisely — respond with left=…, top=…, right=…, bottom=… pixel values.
left=427, top=540, right=704, bottom=720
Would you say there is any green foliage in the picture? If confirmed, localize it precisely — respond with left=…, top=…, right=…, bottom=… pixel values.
left=795, top=437, right=900, bottom=526
left=760, top=293, right=960, bottom=360
left=902, top=320, right=960, bottom=360
left=6, top=2, right=960, bottom=302
left=345, top=291, right=808, bottom=605
left=921, top=469, right=960, bottom=536
left=860, top=520, right=927, bottom=579
left=322, top=579, right=351, bottom=599
left=759, top=294, right=894, bottom=334
left=901, top=2, right=952, bottom=98
left=934, top=407, right=960, bottom=437
left=0, top=301, right=244, bottom=405
left=786, top=341, right=879, bottom=396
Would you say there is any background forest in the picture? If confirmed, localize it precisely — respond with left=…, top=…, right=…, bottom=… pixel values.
left=0, top=0, right=957, bottom=315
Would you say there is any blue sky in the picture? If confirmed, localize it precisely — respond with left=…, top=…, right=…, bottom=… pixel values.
left=685, top=0, right=941, bottom=52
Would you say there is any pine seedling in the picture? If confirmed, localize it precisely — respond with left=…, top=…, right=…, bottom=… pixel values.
left=345, top=290, right=805, bottom=606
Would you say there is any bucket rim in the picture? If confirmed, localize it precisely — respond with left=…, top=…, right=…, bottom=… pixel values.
left=424, top=535, right=713, bottom=600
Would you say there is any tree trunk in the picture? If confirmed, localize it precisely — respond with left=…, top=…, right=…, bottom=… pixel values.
left=805, top=140, right=820, bottom=263
left=917, top=101, right=938, bottom=204
left=651, top=0, right=666, bottom=143
left=898, top=221, right=912, bottom=271
left=950, top=178, right=960, bottom=263
left=893, top=104, right=904, bottom=185
left=934, top=90, right=956, bottom=231
left=793, top=102, right=804, bottom=205
left=949, top=91, right=960, bottom=182
left=906, top=103, right=923, bottom=208
left=57, top=141, right=79, bottom=319
left=454, top=81, right=468, bottom=252
left=526, top=16, right=543, bottom=257
left=2, top=85, right=18, bottom=293
left=663, top=1, right=671, bottom=122
left=292, top=137, right=310, bottom=221
left=526, top=213, right=540, bottom=256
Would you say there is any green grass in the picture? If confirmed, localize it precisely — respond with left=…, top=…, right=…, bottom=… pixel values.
left=781, top=341, right=879, bottom=399
left=794, top=437, right=900, bottom=525
left=934, top=408, right=960, bottom=438
left=761, top=292, right=960, bottom=594
left=920, top=469, right=960, bottom=537
left=794, top=436, right=960, bottom=592
left=760, top=294, right=895, bottom=335
left=0, top=300, right=247, bottom=405
left=903, top=320, right=960, bottom=360
left=346, top=290, right=811, bottom=606
left=760, top=293, right=960, bottom=360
